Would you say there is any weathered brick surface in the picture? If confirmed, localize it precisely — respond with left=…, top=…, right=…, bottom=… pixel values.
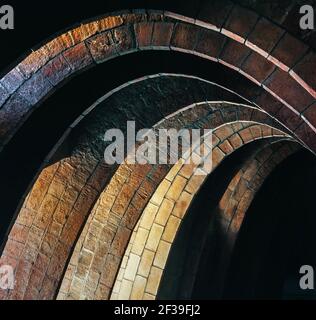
left=134, top=22, right=154, bottom=48
left=171, top=23, right=200, bottom=52
left=269, top=33, right=308, bottom=71
left=196, top=0, right=233, bottom=31
left=246, top=18, right=284, bottom=57
left=63, top=43, right=94, bottom=72
left=219, top=39, right=251, bottom=70
left=263, top=69, right=314, bottom=113
left=291, top=51, right=316, bottom=98
left=222, top=6, right=259, bottom=43
left=0, top=10, right=314, bottom=153
left=151, top=22, right=174, bottom=48
left=241, top=51, right=275, bottom=84
left=110, top=122, right=292, bottom=300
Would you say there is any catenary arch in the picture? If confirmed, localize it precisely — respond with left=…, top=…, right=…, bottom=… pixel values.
left=0, top=70, right=291, bottom=300
left=0, top=5, right=315, bottom=154
left=156, top=139, right=300, bottom=299
left=0, top=98, right=291, bottom=300
left=57, top=114, right=293, bottom=300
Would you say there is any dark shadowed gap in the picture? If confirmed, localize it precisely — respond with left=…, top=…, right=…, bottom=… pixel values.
left=223, top=149, right=316, bottom=300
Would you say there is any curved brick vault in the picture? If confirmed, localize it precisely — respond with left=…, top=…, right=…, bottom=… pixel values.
left=0, top=89, right=294, bottom=300
left=0, top=1, right=316, bottom=301
left=0, top=4, right=316, bottom=153
left=111, top=139, right=299, bottom=300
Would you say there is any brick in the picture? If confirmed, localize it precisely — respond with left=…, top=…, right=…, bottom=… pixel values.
left=254, top=92, right=283, bottom=115
left=228, top=133, right=243, bottom=149
left=239, top=128, right=253, bottom=143
left=171, top=23, right=200, bottom=52
left=86, top=31, right=116, bottom=63
left=219, top=139, right=234, bottom=154
left=17, top=47, right=50, bottom=78
left=155, top=199, right=174, bottom=226
left=145, top=223, right=164, bottom=252
left=250, top=125, right=263, bottom=139
left=111, top=227, right=131, bottom=257
left=291, top=51, right=316, bottom=98
left=150, top=179, right=171, bottom=206
left=138, top=249, right=155, bottom=278
left=63, top=42, right=94, bottom=72
left=294, top=122, right=316, bottom=151
left=41, top=55, right=71, bottom=86
left=8, top=223, right=29, bottom=243
left=146, top=266, right=162, bottom=295
left=98, top=15, right=124, bottom=32
left=222, top=6, right=258, bottom=43
left=303, top=103, right=316, bottom=128
left=241, top=51, right=275, bottom=84
left=212, top=147, right=225, bottom=168
left=134, top=22, right=154, bottom=48
left=197, top=0, right=233, bottom=31
left=263, top=69, right=314, bottom=113
left=215, top=125, right=234, bottom=141
left=112, top=25, right=136, bottom=55
left=153, top=240, right=171, bottom=269
left=140, top=203, right=159, bottom=230
left=276, top=106, right=302, bottom=131
left=124, top=253, right=141, bottom=281
left=0, top=83, right=9, bottom=107
left=219, top=39, right=251, bottom=70
left=185, top=174, right=206, bottom=194
left=131, top=227, right=149, bottom=256
left=0, top=67, right=25, bottom=94
left=246, top=18, right=284, bottom=57
left=0, top=94, right=30, bottom=139
left=118, top=279, right=133, bottom=300
left=173, top=191, right=193, bottom=219
left=269, top=33, right=308, bottom=71
left=195, top=29, right=226, bottom=60
left=130, top=275, right=147, bottom=300
left=152, top=22, right=174, bottom=48
left=166, top=175, right=187, bottom=201
left=17, top=70, right=53, bottom=105
left=162, top=215, right=181, bottom=243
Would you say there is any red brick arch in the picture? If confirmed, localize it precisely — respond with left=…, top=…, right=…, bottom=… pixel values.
left=0, top=4, right=315, bottom=152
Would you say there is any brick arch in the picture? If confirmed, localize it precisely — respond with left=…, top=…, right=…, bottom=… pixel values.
left=108, top=124, right=295, bottom=300
left=0, top=65, right=289, bottom=300
left=58, top=109, right=292, bottom=300
left=1, top=97, right=286, bottom=299
left=157, top=140, right=300, bottom=300
left=0, top=5, right=316, bottom=153
left=0, top=73, right=255, bottom=300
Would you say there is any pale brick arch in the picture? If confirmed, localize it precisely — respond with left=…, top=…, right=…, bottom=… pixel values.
left=157, top=140, right=300, bottom=299
left=58, top=112, right=292, bottom=300
left=0, top=4, right=316, bottom=153
left=108, top=125, right=296, bottom=300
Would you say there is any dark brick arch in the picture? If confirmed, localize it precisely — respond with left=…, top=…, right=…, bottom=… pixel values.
left=0, top=5, right=315, bottom=153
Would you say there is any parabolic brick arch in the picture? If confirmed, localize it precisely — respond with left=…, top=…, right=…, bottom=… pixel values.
left=0, top=0, right=316, bottom=300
